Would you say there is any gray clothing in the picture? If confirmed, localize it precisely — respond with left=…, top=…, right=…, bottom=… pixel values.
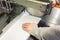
left=30, top=26, right=60, bottom=40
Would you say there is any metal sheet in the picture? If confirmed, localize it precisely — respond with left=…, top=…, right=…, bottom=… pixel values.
left=14, top=0, right=49, bottom=10
left=0, top=11, right=41, bottom=40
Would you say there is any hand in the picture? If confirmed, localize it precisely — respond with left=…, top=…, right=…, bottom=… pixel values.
left=52, top=0, right=56, bottom=7
left=22, top=23, right=38, bottom=33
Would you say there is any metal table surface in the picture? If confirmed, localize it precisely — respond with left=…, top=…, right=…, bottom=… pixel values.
left=0, top=11, right=41, bottom=40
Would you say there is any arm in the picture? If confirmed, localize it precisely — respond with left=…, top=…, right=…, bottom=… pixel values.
left=22, top=23, right=49, bottom=40
left=22, top=23, right=60, bottom=40
left=30, top=27, right=49, bottom=40
left=30, top=26, right=60, bottom=40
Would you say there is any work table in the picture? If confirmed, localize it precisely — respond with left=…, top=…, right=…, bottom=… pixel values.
left=0, top=10, right=41, bottom=40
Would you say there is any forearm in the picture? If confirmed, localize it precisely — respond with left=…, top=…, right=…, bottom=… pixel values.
left=30, top=25, right=60, bottom=40
left=30, top=27, right=41, bottom=39
left=30, top=27, right=49, bottom=40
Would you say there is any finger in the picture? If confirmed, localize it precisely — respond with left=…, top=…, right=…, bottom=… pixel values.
left=52, top=4, right=56, bottom=7
left=22, top=24, right=29, bottom=28
left=52, top=0, right=56, bottom=7
left=23, top=27, right=31, bottom=33
left=22, top=23, right=32, bottom=28
left=22, top=27, right=28, bottom=31
left=23, top=23, right=31, bottom=25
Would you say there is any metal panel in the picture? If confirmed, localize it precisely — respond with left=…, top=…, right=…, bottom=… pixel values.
left=14, top=0, right=49, bottom=10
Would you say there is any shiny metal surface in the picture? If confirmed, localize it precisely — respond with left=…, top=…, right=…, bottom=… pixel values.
left=43, top=7, right=60, bottom=26
left=26, top=0, right=50, bottom=17
left=27, top=6, right=46, bottom=17
left=14, top=0, right=49, bottom=10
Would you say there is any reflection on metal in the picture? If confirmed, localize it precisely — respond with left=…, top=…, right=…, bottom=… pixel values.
left=0, top=0, right=25, bottom=34
left=14, top=0, right=49, bottom=10
left=43, top=7, right=60, bottom=26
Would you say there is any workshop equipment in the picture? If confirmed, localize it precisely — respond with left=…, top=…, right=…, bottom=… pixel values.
left=13, top=0, right=60, bottom=40
left=14, top=0, right=51, bottom=17
left=38, top=2, right=60, bottom=27
left=0, top=0, right=51, bottom=34
left=0, top=0, right=60, bottom=40
left=0, top=0, right=25, bottom=34
left=27, top=0, right=51, bottom=17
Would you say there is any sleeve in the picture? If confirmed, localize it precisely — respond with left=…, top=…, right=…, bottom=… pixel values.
left=30, top=27, right=49, bottom=40
left=42, top=26, right=60, bottom=40
left=30, top=26, right=60, bottom=40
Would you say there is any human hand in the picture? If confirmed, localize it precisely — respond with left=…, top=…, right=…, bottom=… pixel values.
left=52, top=0, right=56, bottom=7
left=22, top=23, right=38, bottom=33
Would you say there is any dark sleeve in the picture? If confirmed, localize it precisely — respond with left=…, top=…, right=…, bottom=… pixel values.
left=42, top=27, right=60, bottom=40
left=30, top=26, right=60, bottom=40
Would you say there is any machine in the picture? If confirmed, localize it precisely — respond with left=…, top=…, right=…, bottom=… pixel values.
left=0, top=0, right=25, bottom=34
left=0, top=0, right=51, bottom=34
left=13, top=0, right=60, bottom=40
left=0, top=0, right=60, bottom=40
